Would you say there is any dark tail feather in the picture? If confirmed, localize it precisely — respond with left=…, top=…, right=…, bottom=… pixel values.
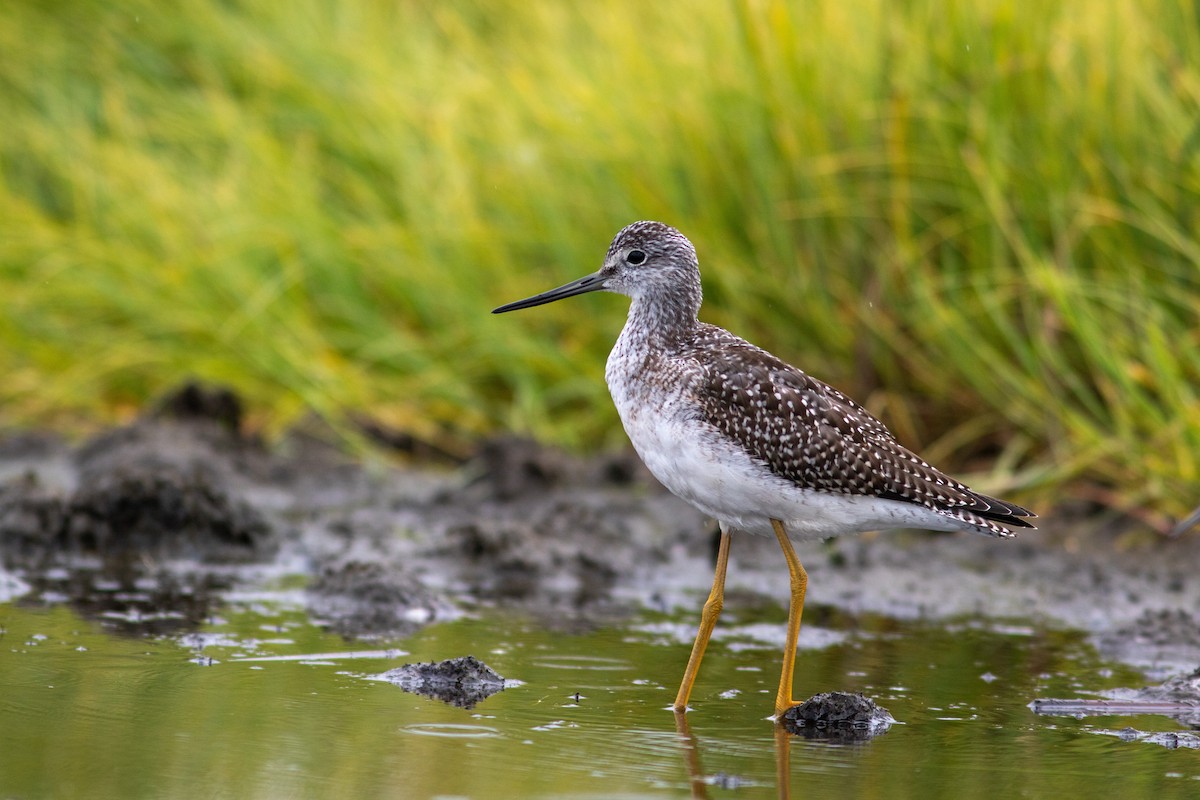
left=975, top=493, right=1037, bottom=529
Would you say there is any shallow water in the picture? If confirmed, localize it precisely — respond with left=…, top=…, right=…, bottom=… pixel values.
left=2, top=592, right=1197, bottom=799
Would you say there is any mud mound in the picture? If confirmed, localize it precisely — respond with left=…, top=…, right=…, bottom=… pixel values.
left=0, top=473, right=67, bottom=554
left=0, top=382, right=275, bottom=561
left=307, top=560, right=451, bottom=640
left=779, top=692, right=895, bottom=741
left=377, top=655, right=509, bottom=709
left=65, top=466, right=269, bottom=559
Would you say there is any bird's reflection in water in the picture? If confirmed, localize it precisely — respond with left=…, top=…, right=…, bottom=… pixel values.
left=673, top=696, right=893, bottom=799
left=671, top=710, right=712, bottom=799
left=772, top=723, right=793, bottom=800
left=671, top=711, right=794, bottom=800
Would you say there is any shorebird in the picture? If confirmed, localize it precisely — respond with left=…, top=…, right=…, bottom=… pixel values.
left=493, top=221, right=1036, bottom=717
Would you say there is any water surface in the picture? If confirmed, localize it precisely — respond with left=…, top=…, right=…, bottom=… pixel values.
left=2, top=594, right=1197, bottom=799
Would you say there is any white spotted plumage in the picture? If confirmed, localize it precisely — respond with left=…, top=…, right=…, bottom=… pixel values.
left=498, top=220, right=1035, bottom=542
left=598, top=221, right=1035, bottom=541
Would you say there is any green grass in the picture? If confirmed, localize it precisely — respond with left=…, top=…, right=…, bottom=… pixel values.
left=2, top=0, right=1198, bottom=527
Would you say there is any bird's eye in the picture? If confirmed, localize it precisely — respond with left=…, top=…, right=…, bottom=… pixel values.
left=626, top=249, right=647, bottom=265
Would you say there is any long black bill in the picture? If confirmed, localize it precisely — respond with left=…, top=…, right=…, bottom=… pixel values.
left=492, top=271, right=607, bottom=313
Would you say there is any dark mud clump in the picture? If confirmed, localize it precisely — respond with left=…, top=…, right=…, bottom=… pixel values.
left=1, top=466, right=269, bottom=563
left=150, top=381, right=245, bottom=432
left=307, top=560, right=451, bottom=640
left=0, top=382, right=274, bottom=562
left=0, top=472, right=68, bottom=554
left=377, top=655, right=509, bottom=709
left=778, top=692, right=895, bottom=741
left=68, top=383, right=273, bottom=560
left=66, top=467, right=269, bottom=559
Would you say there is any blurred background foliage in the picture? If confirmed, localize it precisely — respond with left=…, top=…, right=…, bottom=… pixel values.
left=1, top=0, right=1198, bottom=525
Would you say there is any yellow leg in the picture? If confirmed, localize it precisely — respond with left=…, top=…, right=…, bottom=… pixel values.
left=771, top=518, right=808, bottom=718
left=673, top=526, right=733, bottom=712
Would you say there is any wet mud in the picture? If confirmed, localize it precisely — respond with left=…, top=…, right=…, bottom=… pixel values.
left=1032, top=666, right=1200, bottom=726
left=308, top=560, right=453, bottom=640
left=376, top=655, right=510, bottom=709
left=0, top=384, right=272, bottom=562
left=778, top=692, right=895, bottom=740
left=2, top=383, right=1199, bottom=720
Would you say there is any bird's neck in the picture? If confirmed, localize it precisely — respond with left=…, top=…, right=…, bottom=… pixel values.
left=620, top=289, right=701, bottom=351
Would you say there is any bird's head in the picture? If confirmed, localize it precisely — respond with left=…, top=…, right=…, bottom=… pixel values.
left=492, top=221, right=701, bottom=316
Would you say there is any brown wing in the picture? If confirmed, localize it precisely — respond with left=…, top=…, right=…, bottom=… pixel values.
left=690, top=328, right=1035, bottom=534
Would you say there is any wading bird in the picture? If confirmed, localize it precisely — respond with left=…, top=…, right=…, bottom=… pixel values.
left=494, top=221, right=1035, bottom=716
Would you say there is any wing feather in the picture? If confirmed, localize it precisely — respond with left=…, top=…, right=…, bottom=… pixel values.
left=687, top=325, right=1035, bottom=535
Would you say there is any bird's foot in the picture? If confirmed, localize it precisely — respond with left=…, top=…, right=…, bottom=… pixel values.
left=773, top=701, right=802, bottom=719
